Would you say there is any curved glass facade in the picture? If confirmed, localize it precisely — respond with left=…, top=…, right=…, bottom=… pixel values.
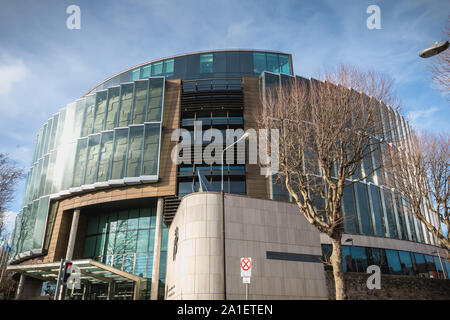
left=262, top=72, right=437, bottom=246
left=11, top=77, right=165, bottom=256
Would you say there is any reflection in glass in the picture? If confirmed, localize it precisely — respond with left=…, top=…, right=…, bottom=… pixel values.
left=105, top=87, right=120, bottom=130
left=200, top=53, right=213, bottom=73
left=84, top=134, right=101, bottom=185
left=142, top=124, right=160, bottom=176
left=111, top=128, right=128, bottom=179
left=97, top=131, right=114, bottom=182
left=81, top=95, right=96, bottom=137
left=126, top=126, right=144, bottom=177
left=147, top=78, right=163, bottom=122
left=93, top=91, right=108, bottom=133
left=132, top=80, right=149, bottom=124
left=72, top=138, right=88, bottom=187
left=118, top=83, right=134, bottom=127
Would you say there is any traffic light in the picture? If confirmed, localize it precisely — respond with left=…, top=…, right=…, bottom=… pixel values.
left=62, top=260, right=72, bottom=285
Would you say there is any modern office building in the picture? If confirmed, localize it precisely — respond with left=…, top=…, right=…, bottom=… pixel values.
left=7, top=49, right=450, bottom=300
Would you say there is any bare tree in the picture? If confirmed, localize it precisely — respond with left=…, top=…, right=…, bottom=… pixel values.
left=257, top=65, right=396, bottom=300
left=0, top=153, right=23, bottom=238
left=429, top=17, right=450, bottom=97
left=387, top=132, right=449, bottom=260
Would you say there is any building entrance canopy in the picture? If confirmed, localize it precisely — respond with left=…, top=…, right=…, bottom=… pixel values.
left=8, top=259, right=144, bottom=299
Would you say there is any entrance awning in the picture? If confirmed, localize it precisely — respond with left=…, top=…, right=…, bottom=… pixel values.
left=7, top=259, right=143, bottom=285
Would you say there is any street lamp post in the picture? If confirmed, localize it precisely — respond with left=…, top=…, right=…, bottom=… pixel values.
left=219, top=132, right=249, bottom=300
left=221, top=132, right=250, bottom=192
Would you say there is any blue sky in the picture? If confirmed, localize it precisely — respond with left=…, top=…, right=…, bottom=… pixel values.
left=0, top=0, right=449, bottom=233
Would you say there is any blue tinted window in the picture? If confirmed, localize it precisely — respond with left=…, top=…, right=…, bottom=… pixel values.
left=253, top=52, right=266, bottom=74
left=398, top=251, right=414, bottom=275
left=343, top=185, right=358, bottom=234
left=342, top=246, right=354, bottom=272
left=369, top=184, right=385, bottom=236
left=164, top=59, right=174, bottom=74
left=132, top=69, right=140, bottom=81
left=355, top=183, right=373, bottom=236
left=200, top=54, right=213, bottom=73
left=266, top=53, right=279, bottom=73
left=386, top=249, right=402, bottom=274
left=279, top=54, right=291, bottom=74
left=351, top=246, right=368, bottom=272
left=152, top=61, right=163, bottom=76
left=141, top=65, right=151, bottom=78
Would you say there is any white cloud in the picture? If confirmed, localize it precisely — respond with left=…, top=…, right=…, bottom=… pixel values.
left=0, top=55, right=27, bottom=95
left=406, top=106, right=439, bottom=121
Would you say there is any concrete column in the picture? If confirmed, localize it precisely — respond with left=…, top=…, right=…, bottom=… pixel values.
left=15, top=273, right=25, bottom=300
left=65, top=209, right=80, bottom=260
left=150, top=197, right=164, bottom=300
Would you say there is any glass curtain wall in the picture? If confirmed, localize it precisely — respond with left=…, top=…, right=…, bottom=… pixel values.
left=12, top=77, right=165, bottom=257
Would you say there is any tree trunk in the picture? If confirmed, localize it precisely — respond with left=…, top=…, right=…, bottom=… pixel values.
left=330, top=237, right=347, bottom=300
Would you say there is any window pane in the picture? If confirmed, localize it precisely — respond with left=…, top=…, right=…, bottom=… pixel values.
left=87, top=216, right=99, bottom=235
left=139, top=208, right=151, bottom=229
left=343, top=185, right=358, bottom=234
left=413, top=253, right=427, bottom=276
left=369, top=248, right=389, bottom=273
left=117, top=210, right=128, bottom=232
left=84, top=134, right=101, bottom=185
left=72, top=99, right=86, bottom=140
left=125, top=230, right=137, bottom=253
left=95, top=234, right=106, bottom=257
left=383, top=191, right=398, bottom=238
left=135, top=253, right=147, bottom=277
left=123, top=254, right=134, bottom=273
left=98, top=215, right=108, bottom=234
left=137, top=230, right=150, bottom=252
left=279, top=54, right=291, bottom=74
left=93, top=91, right=108, bottom=133
left=132, top=69, right=140, bottom=81
left=141, top=65, right=151, bottom=78
left=118, top=83, right=134, bottom=127
left=146, top=253, right=153, bottom=278
left=105, top=87, right=120, bottom=130
left=351, top=246, right=368, bottom=272
left=395, top=195, right=408, bottom=240
left=126, top=126, right=144, bottom=177
left=342, top=246, right=353, bottom=272
left=386, top=249, right=402, bottom=275
left=398, top=251, right=414, bottom=275
left=128, top=209, right=139, bottom=230
left=83, top=236, right=96, bottom=258
left=266, top=53, right=279, bottom=73
left=142, top=123, right=160, bottom=176
left=81, top=95, right=96, bottom=137
left=200, top=53, right=213, bottom=73
left=369, top=184, right=385, bottom=236
left=115, top=231, right=126, bottom=254
left=355, top=183, right=373, bottom=235
left=111, top=128, right=128, bottom=179
left=147, top=78, right=163, bottom=122
left=132, top=80, right=149, bottom=124
left=97, top=131, right=114, bottom=182
left=72, top=138, right=88, bottom=187
left=106, top=232, right=116, bottom=255
left=164, top=59, right=174, bottom=74
left=151, top=61, right=163, bottom=76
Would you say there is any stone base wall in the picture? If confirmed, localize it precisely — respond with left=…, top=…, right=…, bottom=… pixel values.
left=325, top=271, right=450, bottom=300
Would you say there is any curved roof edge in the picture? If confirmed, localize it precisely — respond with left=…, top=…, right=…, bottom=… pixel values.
left=82, top=48, right=292, bottom=97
